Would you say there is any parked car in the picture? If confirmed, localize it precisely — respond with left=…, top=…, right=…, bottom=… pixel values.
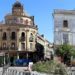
left=15, top=59, right=32, bottom=66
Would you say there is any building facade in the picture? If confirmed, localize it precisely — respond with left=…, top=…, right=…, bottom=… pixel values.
left=0, top=1, right=53, bottom=65
left=0, top=1, right=38, bottom=65
left=54, top=9, right=75, bottom=46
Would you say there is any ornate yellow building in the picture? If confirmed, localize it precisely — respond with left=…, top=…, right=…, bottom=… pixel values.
left=0, top=1, right=53, bottom=66
left=0, top=1, right=38, bottom=65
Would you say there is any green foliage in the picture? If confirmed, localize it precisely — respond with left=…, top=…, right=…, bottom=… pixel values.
left=56, top=44, right=75, bottom=57
left=32, top=60, right=68, bottom=75
left=55, top=44, right=75, bottom=65
left=0, top=56, right=4, bottom=66
left=54, top=63, right=68, bottom=75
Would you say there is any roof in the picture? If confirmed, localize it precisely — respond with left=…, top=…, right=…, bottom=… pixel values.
left=13, top=1, right=23, bottom=8
left=54, top=9, right=75, bottom=15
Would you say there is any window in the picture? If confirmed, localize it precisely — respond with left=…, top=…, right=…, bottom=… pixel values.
left=21, top=32, right=25, bottom=41
left=13, top=17, right=17, bottom=23
left=25, top=19, right=28, bottom=25
left=2, top=32, right=7, bottom=40
left=20, top=18, right=23, bottom=23
left=63, top=34, right=68, bottom=44
left=30, top=21, right=33, bottom=25
left=29, top=33, right=33, bottom=42
left=30, top=43, right=33, bottom=50
left=21, top=43, right=25, bottom=50
left=3, top=43, right=6, bottom=48
left=11, top=43, right=15, bottom=49
left=63, top=20, right=68, bottom=27
left=11, top=32, right=16, bottom=40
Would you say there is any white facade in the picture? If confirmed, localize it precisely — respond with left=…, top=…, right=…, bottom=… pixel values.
left=54, top=9, right=75, bottom=46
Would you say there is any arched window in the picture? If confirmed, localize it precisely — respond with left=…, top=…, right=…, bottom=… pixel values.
left=11, top=32, right=16, bottom=40
left=21, top=32, right=25, bottom=41
left=29, top=33, right=33, bottom=42
left=2, top=32, right=7, bottom=40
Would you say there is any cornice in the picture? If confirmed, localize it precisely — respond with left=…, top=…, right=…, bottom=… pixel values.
left=54, top=9, right=75, bottom=15
left=0, top=24, right=38, bottom=30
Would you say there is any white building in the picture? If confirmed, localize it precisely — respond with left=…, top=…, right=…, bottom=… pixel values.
left=54, top=9, right=75, bottom=46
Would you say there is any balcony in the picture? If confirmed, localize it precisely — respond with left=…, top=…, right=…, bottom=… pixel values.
left=11, top=37, right=16, bottom=40
left=0, top=47, right=18, bottom=50
left=0, top=47, right=9, bottom=50
left=29, top=37, right=33, bottom=42
left=2, top=37, right=7, bottom=40
left=62, top=28, right=70, bottom=32
left=19, top=37, right=25, bottom=42
left=10, top=47, right=18, bottom=50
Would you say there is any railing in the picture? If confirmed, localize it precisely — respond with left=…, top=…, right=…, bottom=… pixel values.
left=19, top=37, right=25, bottom=41
left=0, top=68, right=30, bottom=75
left=4, top=69, right=30, bottom=75
left=1, top=69, right=52, bottom=75
left=0, top=68, right=66, bottom=75
left=0, top=67, right=72, bottom=75
left=0, top=47, right=18, bottom=50
left=67, top=67, right=75, bottom=75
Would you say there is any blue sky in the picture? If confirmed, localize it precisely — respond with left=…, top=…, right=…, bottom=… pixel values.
left=0, top=0, right=75, bottom=43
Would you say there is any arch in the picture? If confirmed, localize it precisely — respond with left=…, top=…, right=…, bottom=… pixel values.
left=2, top=32, right=7, bottom=40
left=35, top=43, right=44, bottom=61
left=21, top=32, right=25, bottom=41
left=11, top=32, right=16, bottom=40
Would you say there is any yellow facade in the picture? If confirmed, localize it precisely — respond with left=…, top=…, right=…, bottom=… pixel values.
left=0, top=1, right=53, bottom=65
left=0, top=1, right=38, bottom=65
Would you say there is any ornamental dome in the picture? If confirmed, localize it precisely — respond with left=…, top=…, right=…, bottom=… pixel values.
left=12, top=1, right=23, bottom=15
left=13, top=1, right=23, bottom=8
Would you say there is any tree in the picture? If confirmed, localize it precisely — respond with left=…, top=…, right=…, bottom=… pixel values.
left=55, top=44, right=75, bottom=65
left=32, top=60, right=68, bottom=75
